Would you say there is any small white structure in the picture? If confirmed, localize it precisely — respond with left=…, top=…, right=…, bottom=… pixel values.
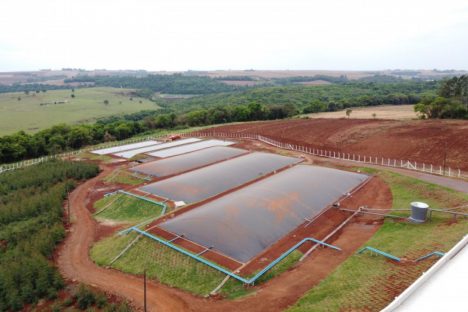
left=382, top=235, right=468, bottom=312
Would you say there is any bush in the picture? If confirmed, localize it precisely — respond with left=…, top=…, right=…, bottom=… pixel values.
left=0, top=161, right=99, bottom=310
left=74, top=285, right=96, bottom=310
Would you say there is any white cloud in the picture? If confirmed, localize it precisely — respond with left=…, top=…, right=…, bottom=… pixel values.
left=0, top=0, right=467, bottom=71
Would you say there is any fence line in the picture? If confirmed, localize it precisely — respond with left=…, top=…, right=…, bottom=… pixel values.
left=2, top=130, right=466, bottom=180
left=185, top=131, right=467, bottom=179
left=0, top=132, right=186, bottom=174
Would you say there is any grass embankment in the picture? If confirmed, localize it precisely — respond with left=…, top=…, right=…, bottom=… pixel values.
left=0, top=87, right=159, bottom=135
left=288, top=169, right=468, bottom=312
left=94, top=194, right=163, bottom=224
left=103, top=170, right=146, bottom=186
left=78, top=151, right=113, bottom=163
left=91, top=232, right=301, bottom=299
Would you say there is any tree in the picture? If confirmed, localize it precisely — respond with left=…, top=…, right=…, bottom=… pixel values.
left=372, top=113, right=377, bottom=119
left=71, top=94, right=75, bottom=98
left=231, top=105, right=250, bottom=121
left=103, top=99, right=109, bottom=105
left=346, top=108, right=352, bottom=118
left=247, top=102, right=266, bottom=120
left=303, top=100, right=326, bottom=114
left=68, top=127, right=92, bottom=148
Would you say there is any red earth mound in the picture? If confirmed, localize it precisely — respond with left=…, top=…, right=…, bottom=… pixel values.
left=201, top=119, right=468, bottom=171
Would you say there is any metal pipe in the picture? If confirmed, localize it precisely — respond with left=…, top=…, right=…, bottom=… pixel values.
left=357, top=246, right=401, bottom=262
left=415, top=251, right=445, bottom=262
left=381, top=235, right=468, bottom=312
left=116, top=190, right=169, bottom=235
left=429, top=208, right=468, bottom=217
left=300, top=208, right=361, bottom=261
left=339, top=208, right=405, bottom=219
left=118, top=190, right=167, bottom=214
left=131, top=227, right=341, bottom=284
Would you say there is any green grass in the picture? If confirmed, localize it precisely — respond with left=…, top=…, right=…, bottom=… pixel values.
left=288, top=169, right=468, bottom=312
left=78, top=151, right=113, bottom=163
left=91, top=233, right=249, bottom=297
left=93, top=194, right=163, bottom=223
left=103, top=170, right=146, bottom=185
left=90, top=233, right=302, bottom=299
left=255, top=250, right=302, bottom=284
left=0, top=87, right=159, bottom=135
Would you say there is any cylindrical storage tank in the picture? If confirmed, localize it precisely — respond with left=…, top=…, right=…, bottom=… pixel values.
left=409, top=202, right=429, bottom=223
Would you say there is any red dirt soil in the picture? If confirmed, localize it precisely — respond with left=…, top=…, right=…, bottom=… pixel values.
left=200, top=119, right=468, bottom=171
left=56, top=164, right=392, bottom=312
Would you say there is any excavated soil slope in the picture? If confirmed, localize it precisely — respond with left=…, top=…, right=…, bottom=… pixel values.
left=203, top=119, right=468, bottom=171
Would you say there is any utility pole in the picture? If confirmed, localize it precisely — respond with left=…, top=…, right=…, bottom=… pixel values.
left=144, top=269, right=147, bottom=312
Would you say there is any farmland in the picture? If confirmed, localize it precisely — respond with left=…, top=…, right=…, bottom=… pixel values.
left=305, top=104, right=418, bottom=120
left=0, top=87, right=159, bottom=135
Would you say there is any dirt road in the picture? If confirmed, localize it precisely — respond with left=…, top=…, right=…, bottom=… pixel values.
left=56, top=165, right=392, bottom=311
left=57, top=166, right=196, bottom=311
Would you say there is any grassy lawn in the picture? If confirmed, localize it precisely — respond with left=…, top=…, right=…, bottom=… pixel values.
left=103, top=170, right=146, bottom=185
left=90, top=232, right=302, bottom=299
left=0, top=87, right=159, bottom=135
left=288, top=169, right=468, bottom=312
left=94, top=194, right=163, bottom=223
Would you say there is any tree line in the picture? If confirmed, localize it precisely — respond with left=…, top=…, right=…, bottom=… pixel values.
left=169, top=80, right=437, bottom=114
left=0, top=161, right=99, bottom=311
left=415, top=75, right=468, bottom=119
left=273, top=74, right=349, bottom=85
left=0, top=83, right=70, bottom=94
left=64, top=74, right=244, bottom=95
left=0, top=102, right=296, bottom=163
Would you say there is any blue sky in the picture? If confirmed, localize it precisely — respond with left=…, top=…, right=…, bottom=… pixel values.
left=0, top=0, right=467, bottom=71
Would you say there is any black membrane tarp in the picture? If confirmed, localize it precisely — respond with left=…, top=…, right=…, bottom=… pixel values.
left=139, top=152, right=301, bottom=204
left=131, top=146, right=248, bottom=178
left=159, top=165, right=369, bottom=262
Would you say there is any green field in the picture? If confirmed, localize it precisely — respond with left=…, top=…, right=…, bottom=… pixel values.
left=94, top=194, right=164, bottom=224
left=288, top=169, right=468, bottom=312
left=0, top=87, right=159, bottom=135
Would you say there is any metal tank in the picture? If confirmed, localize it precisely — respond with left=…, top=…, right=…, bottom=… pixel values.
left=409, top=202, right=429, bottom=223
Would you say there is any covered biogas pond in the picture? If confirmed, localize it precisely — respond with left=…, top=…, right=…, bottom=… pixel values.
left=158, top=165, right=369, bottom=262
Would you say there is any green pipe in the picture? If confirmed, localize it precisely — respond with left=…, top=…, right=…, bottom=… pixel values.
left=131, top=227, right=341, bottom=285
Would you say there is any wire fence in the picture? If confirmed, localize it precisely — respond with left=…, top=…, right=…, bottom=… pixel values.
left=2, top=129, right=466, bottom=180
left=186, top=131, right=468, bottom=179
left=0, top=134, right=169, bottom=174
